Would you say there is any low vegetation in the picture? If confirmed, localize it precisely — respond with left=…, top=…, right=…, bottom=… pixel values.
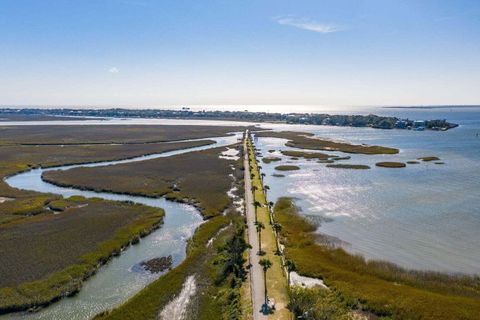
left=375, top=162, right=406, bottom=168
left=417, top=156, right=440, bottom=162
left=0, top=125, right=250, bottom=145
left=275, top=165, right=300, bottom=171
left=275, top=197, right=480, bottom=320
left=262, top=156, right=281, bottom=164
left=318, top=160, right=335, bottom=164
left=289, top=286, right=352, bottom=320
left=255, top=131, right=399, bottom=155
left=0, top=125, right=248, bottom=315
left=280, top=150, right=332, bottom=160
left=326, top=164, right=370, bottom=170
left=42, top=145, right=242, bottom=218
left=0, top=198, right=165, bottom=313
left=0, top=139, right=215, bottom=225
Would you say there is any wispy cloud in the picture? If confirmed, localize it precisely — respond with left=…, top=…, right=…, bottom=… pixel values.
left=275, top=16, right=341, bottom=34
left=108, top=67, right=119, bottom=74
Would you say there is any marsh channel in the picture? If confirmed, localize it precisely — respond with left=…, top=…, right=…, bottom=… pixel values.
left=2, top=133, right=241, bottom=320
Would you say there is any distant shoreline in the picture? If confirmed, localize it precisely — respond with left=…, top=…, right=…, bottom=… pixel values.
left=0, top=107, right=459, bottom=131
left=383, top=105, right=480, bottom=110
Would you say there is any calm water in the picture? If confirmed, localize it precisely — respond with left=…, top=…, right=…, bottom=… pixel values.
left=255, top=107, right=480, bottom=274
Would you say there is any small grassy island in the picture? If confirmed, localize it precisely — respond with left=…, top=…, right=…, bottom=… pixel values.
left=418, top=156, right=440, bottom=161
left=376, top=161, right=407, bottom=168
left=326, top=164, right=371, bottom=169
left=280, top=150, right=332, bottom=160
left=262, top=156, right=281, bottom=163
left=275, top=165, right=300, bottom=171
left=318, top=159, right=335, bottom=163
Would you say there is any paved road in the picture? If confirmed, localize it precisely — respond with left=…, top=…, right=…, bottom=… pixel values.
left=244, top=137, right=268, bottom=320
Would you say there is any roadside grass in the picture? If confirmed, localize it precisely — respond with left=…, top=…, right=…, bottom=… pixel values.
left=0, top=199, right=165, bottom=313
left=275, top=197, right=480, bottom=320
left=255, top=131, right=399, bottom=155
left=247, top=139, right=290, bottom=320
left=42, top=145, right=241, bottom=218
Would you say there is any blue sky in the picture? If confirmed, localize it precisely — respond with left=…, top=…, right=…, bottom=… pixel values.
left=1, top=0, right=479, bottom=108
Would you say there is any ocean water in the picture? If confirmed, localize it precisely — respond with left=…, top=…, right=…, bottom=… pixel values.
left=255, top=106, right=480, bottom=275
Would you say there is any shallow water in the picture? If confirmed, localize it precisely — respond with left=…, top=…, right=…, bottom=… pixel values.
left=254, top=108, right=480, bottom=274
left=2, top=134, right=240, bottom=320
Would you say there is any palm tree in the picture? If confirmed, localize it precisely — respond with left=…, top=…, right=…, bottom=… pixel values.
left=250, top=173, right=255, bottom=180
left=261, top=173, right=266, bottom=182
left=259, top=259, right=272, bottom=305
left=272, top=223, right=282, bottom=254
left=264, top=184, right=270, bottom=197
left=253, top=201, right=261, bottom=224
left=251, top=185, right=258, bottom=202
left=285, top=259, right=297, bottom=287
left=256, top=222, right=265, bottom=255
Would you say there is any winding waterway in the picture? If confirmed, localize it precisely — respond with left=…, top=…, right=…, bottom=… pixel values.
left=2, top=133, right=241, bottom=320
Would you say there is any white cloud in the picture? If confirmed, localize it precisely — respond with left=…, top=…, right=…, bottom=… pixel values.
left=108, top=67, right=119, bottom=74
left=275, top=16, right=341, bottom=34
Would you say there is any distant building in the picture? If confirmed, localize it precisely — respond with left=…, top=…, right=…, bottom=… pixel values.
left=414, top=120, right=426, bottom=127
left=395, top=120, right=408, bottom=129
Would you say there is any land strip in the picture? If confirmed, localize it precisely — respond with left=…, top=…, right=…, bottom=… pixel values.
left=255, top=131, right=399, bottom=155
left=0, top=124, right=250, bottom=145
left=0, top=108, right=458, bottom=131
left=246, top=134, right=290, bottom=319
left=244, top=138, right=267, bottom=320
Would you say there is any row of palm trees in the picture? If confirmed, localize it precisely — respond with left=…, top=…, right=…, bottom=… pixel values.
left=248, top=135, right=300, bottom=312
